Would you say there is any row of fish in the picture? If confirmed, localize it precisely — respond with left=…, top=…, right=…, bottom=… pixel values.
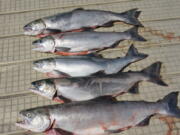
left=16, top=8, right=180, bottom=135
left=25, top=8, right=145, bottom=55
left=31, top=61, right=167, bottom=102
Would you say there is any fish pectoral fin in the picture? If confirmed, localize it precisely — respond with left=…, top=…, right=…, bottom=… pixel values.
left=45, top=128, right=73, bottom=135
left=137, top=115, right=154, bottom=127
left=102, top=21, right=114, bottom=27
left=45, top=129, right=62, bottom=135
left=128, top=82, right=139, bottom=94
left=46, top=70, right=70, bottom=78
left=54, top=70, right=70, bottom=77
left=55, top=47, right=71, bottom=52
left=57, top=95, right=72, bottom=103
left=36, top=29, right=61, bottom=38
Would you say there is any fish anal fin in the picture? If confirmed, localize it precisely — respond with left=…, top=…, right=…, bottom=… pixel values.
left=105, top=126, right=132, bottom=133
left=128, top=82, right=139, bottom=94
left=102, top=21, right=114, bottom=27
left=137, top=115, right=153, bottom=127
left=105, top=129, right=123, bottom=134
left=111, top=41, right=121, bottom=48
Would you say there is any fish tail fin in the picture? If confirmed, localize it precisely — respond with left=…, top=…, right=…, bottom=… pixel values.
left=119, top=8, right=144, bottom=27
left=126, top=44, right=148, bottom=62
left=141, top=62, right=168, bottom=86
left=125, top=26, right=147, bottom=41
left=159, top=92, right=180, bottom=118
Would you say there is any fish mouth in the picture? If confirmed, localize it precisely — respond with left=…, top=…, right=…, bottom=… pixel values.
left=23, top=26, right=42, bottom=36
left=29, top=87, right=40, bottom=94
left=29, top=87, right=54, bottom=100
left=23, top=25, right=32, bottom=31
left=23, top=25, right=34, bottom=35
left=32, top=41, right=45, bottom=52
left=29, top=82, right=42, bottom=94
left=32, top=45, right=45, bottom=51
left=16, top=120, right=27, bottom=126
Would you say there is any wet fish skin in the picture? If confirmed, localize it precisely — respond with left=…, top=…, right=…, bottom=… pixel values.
left=30, top=62, right=167, bottom=102
left=16, top=92, right=180, bottom=134
left=33, top=44, right=148, bottom=78
left=24, top=8, right=143, bottom=36
left=32, top=27, right=146, bottom=53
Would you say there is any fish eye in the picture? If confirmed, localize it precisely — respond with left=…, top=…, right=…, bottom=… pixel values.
left=36, top=62, right=42, bottom=67
left=37, top=81, right=43, bottom=86
left=26, top=113, right=32, bottom=118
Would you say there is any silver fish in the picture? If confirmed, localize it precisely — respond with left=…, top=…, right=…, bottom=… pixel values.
left=24, top=8, right=143, bottom=36
left=33, top=44, right=148, bottom=78
left=16, top=92, right=180, bottom=134
left=32, top=27, right=146, bottom=54
left=30, top=62, right=167, bottom=102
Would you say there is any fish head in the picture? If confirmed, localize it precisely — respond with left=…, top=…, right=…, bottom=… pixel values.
left=30, top=79, right=56, bottom=99
left=24, top=19, right=46, bottom=35
left=16, top=108, right=51, bottom=132
left=32, top=36, right=55, bottom=52
left=33, top=58, right=56, bottom=73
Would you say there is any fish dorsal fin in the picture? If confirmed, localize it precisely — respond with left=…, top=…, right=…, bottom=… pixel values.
left=73, top=8, right=84, bottom=11
left=111, top=41, right=120, bottom=48
left=128, top=82, right=139, bottom=94
left=91, top=96, right=117, bottom=102
left=137, top=115, right=154, bottom=127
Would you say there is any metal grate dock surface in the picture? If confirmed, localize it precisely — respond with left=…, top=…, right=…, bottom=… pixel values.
left=0, top=0, right=180, bottom=135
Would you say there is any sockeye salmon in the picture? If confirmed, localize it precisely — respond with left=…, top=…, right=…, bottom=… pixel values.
left=32, top=27, right=146, bottom=55
left=24, top=8, right=143, bottom=37
left=16, top=92, right=180, bottom=135
left=33, top=44, right=148, bottom=78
